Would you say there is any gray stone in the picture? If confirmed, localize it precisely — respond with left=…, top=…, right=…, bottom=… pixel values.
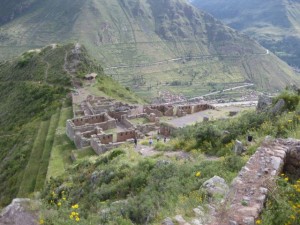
left=0, top=198, right=39, bottom=225
left=229, top=220, right=238, bottom=225
left=193, top=208, right=204, bottom=217
left=270, top=99, right=285, bottom=115
left=203, top=116, right=209, bottom=122
left=257, top=95, right=272, bottom=111
left=259, top=187, right=268, bottom=194
left=233, top=140, right=246, bottom=155
left=162, top=217, right=174, bottom=225
left=174, top=215, right=187, bottom=225
left=203, top=176, right=229, bottom=199
left=271, top=156, right=282, bottom=170
left=191, top=219, right=203, bottom=225
left=243, top=216, right=255, bottom=225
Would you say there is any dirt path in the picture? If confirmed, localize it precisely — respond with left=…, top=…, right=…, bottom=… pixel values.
left=135, top=144, right=190, bottom=159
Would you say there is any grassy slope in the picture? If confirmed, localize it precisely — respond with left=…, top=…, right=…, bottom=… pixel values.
left=192, top=0, right=300, bottom=67
left=0, top=43, right=142, bottom=206
left=0, top=0, right=298, bottom=98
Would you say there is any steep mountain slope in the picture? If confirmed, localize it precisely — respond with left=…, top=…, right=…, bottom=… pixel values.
left=192, top=0, right=300, bottom=67
left=0, top=43, right=141, bottom=207
left=0, top=0, right=299, bottom=98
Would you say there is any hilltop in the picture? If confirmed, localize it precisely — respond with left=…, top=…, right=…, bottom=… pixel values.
left=0, top=0, right=299, bottom=98
left=0, top=43, right=142, bottom=207
left=192, top=0, right=300, bottom=67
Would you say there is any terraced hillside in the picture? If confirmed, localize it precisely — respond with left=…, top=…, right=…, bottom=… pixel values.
left=192, top=0, right=300, bottom=67
left=0, top=43, right=141, bottom=207
left=0, top=0, right=299, bottom=98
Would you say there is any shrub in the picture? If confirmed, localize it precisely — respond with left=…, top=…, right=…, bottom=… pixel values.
left=273, top=91, right=300, bottom=111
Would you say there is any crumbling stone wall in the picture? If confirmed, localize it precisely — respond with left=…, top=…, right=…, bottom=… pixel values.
left=72, top=114, right=110, bottom=126
left=178, top=105, right=192, bottom=114
left=193, top=103, right=215, bottom=113
left=210, top=138, right=300, bottom=225
left=96, top=133, right=113, bottom=144
left=74, top=132, right=91, bottom=149
left=117, top=130, right=136, bottom=142
left=143, top=106, right=163, bottom=117
left=160, top=124, right=176, bottom=137
left=109, top=111, right=128, bottom=120
left=66, top=113, right=117, bottom=141
left=120, top=115, right=134, bottom=129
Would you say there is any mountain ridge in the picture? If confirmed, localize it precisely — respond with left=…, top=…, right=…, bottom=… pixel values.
left=0, top=0, right=299, bottom=97
left=191, top=0, right=300, bottom=67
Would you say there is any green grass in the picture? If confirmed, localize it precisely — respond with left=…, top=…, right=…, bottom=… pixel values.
left=72, top=147, right=96, bottom=161
left=46, top=107, right=74, bottom=179
left=18, top=120, right=50, bottom=197
left=34, top=110, right=60, bottom=191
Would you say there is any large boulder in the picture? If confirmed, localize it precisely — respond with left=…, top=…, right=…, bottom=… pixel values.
left=203, top=176, right=229, bottom=199
left=256, top=95, right=272, bottom=111
left=233, top=140, right=246, bottom=155
left=270, top=99, right=285, bottom=115
left=0, top=198, right=39, bottom=225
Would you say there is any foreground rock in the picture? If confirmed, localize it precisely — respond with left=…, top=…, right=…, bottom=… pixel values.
left=0, top=198, right=39, bottom=225
left=203, top=176, right=229, bottom=200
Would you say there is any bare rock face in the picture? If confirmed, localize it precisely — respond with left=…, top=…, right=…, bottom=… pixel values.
left=0, top=198, right=38, bottom=225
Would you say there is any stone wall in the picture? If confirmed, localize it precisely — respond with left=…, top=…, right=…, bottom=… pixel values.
left=178, top=105, right=192, bottom=114
left=90, top=135, right=124, bottom=155
left=97, top=133, right=113, bottom=144
left=74, top=132, right=90, bottom=149
left=72, top=113, right=110, bottom=126
left=137, top=124, right=157, bottom=134
left=120, top=115, right=135, bottom=129
left=160, top=124, right=177, bottom=137
left=116, top=130, right=136, bottom=142
left=109, top=111, right=128, bottom=120
left=143, top=106, right=163, bottom=117
left=193, top=103, right=215, bottom=113
left=209, top=138, right=300, bottom=225
left=127, top=113, right=148, bottom=120
left=66, top=113, right=116, bottom=141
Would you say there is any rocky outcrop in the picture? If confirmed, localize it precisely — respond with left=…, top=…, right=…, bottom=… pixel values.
left=256, top=95, right=272, bottom=112
left=0, top=198, right=39, bottom=225
left=203, top=176, right=229, bottom=200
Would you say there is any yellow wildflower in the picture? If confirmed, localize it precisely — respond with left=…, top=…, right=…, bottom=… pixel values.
left=256, top=220, right=261, bottom=224
left=39, top=219, right=44, bottom=224
left=284, top=177, right=289, bottom=182
left=62, top=197, right=66, bottom=201
left=288, top=119, right=293, bottom=123
left=72, top=204, right=79, bottom=209
left=70, top=215, right=74, bottom=220
left=76, top=217, right=80, bottom=222
left=195, top=171, right=201, bottom=177
left=57, top=202, right=61, bottom=207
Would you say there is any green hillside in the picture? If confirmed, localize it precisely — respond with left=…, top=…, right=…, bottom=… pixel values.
left=192, top=0, right=300, bottom=67
left=0, top=43, right=142, bottom=207
left=0, top=0, right=299, bottom=98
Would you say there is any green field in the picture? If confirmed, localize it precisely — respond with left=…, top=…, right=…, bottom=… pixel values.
left=46, top=107, right=74, bottom=180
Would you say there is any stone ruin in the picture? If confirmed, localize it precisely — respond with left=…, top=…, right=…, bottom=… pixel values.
left=67, top=95, right=216, bottom=154
left=208, top=138, right=300, bottom=225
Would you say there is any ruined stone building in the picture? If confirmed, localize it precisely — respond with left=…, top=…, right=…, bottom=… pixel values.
left=67, top=95, right=215, bottom=155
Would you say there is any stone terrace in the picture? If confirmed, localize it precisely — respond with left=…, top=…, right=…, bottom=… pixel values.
left=210, top=138, right=300, bottom=225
